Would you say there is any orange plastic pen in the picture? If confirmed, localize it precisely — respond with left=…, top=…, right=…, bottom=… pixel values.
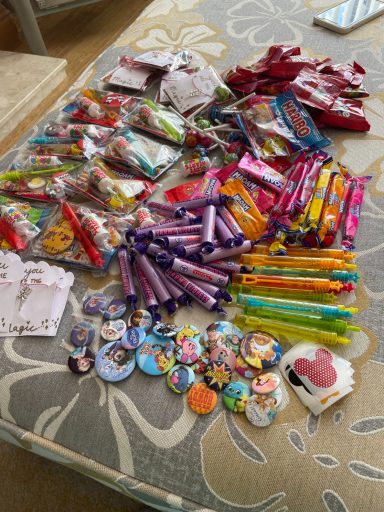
left=240, top=253, right=356, bottom=271
left=232, top=273, right=344, bottom=292
left=251, top=245, right=355, bottom=261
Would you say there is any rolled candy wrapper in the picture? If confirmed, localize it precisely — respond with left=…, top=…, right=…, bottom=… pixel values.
left=147, top=224, right=202, bottom=241
left=342, top=176, right=371, bottom=251
left=0, top=206, right=40, bottom=239
left=189, top=276, right=232, bottom=303
left=133, top=260, right=161, bottom=321
left=237, top=152, right=287, bottom=194
left=316, top=173, right=345, bottom=245
left=79, top=96, right=105, bottom=119
left=194, top=240, right=253, bottom=264
left=146, top=201, right=187, bottom=218
left=146, top=243, right=169, bottom=257
left=304, top=167, right=333, bottom=230
left=156, top=254, right=229, bottom=287
left=134, top=252, right=177, bottom=315
left=81, top=213, right=112, bottom=250
left=172, top=240, right=221, bottom=258
left=215, top=214, right=236, bottom=248
left=137, top=207, right=156, bottom=228
left=181, top=157, right=211, bottom=177
left=201, top=205, right=216, bottom=253
left=88, top=165, right=114, bottom=194
left=164, top=269, right=226, bottom=315
left=219, top=180, right=267, bottom=240
left=217, top=205, right=245, bottom=246
left=128, top=216, right=192, bottom=238
left=154, top=234, right=201, bottom=249
left=209, top=259, right=252, bottom=274
left=118, top=246, right=137, bottom=308
left=174, top=193, right=230, bottom=210
left=153, top=263, right=192, bottom=306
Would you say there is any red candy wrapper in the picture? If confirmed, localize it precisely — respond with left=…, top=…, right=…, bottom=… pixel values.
left=315, top=98, right=370, bottom=132
left=319, top=61, right=366, bottom=87
left=164, top=179, right=200, bottom=203
left=342, top=175, right=372, bottom=250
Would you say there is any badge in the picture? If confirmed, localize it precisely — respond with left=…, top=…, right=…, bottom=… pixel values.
left=167, top=364, right=195, bottom=394
left=68, top=347, right=95, bottom=374
left=203, top=360, right=232, bottom=391
left=83, top=292, right=108, bottom=315
left=190, top=350, right=210, bottom=374
left=187, top=383, right=217, bottom=414
left=42, top=219, right=74, bottom=255
left=70, top=320, right=95, bottom=347
left=240, top=331, right=282, bottom=369
left=245, top=394, right=278, bottom=427
left=128, top=309, right=152, bottom=331
left=252, top=372, right=281, bottom=394
left=95, top=341, right=136, bottom=382
left=209, top=345, right=237, bottom=372
left=223, top=381, right=250, bottom=413
left=203, top=321, right=244, bottom=354
left=174, top=327, right=202, bottom=365
left=235, top=354, right=263, bottom=379
left=103, top=299, right=127, bottom=320
left=121, top=327, right=146, bottom=350
left=136, top=333, right=176, bottom=375
left=175, top=324, right=201, bottom=344
left=153, top=322, right=179, bottom=338
left=100, top=319, right=127, bottom=341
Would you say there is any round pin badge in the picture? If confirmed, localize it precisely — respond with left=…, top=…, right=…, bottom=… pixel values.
left=240, top=331, right=282, bottom=370
left=209, top=346, right=237, bottom=372
left=260, top=386, right=283, bottom=408
left=175, top=324, right=201, bottom=344
left=245, top=394, right=278, bottom=427
left=235, top=354, right=263, bottom=379
left=223, top=381, right=251, bottom=413
left=136, top=333, right=176, bottom=376
left=203, top=321, right=244, bottom=354
left=252, top=372, right=281, bottom=395
left=103, top=299, right=127, bottom=320
left=101, top=319, right=127, bottom=341
left=83, top=292, right=108, bottom=315
left=121, top=327, right=146, bottom=350
left=167, top=364, right=195, bottom=394
left=190, top=350, right=210, bottom=374
left=175, top=332, right=202, bottom=365
left=128, top=309, right=152, bottom=331
left=95, top=341, right=136, bottom=382
left=203, top=360, right=232, bottom=391
left=70, top=320, right=95, bottom=347
left=68, top=347, right=95, bottom=374
left=42, top=219, right=74, bottom=255
left=187, top=383, right=218, bottom=414
left=153, top=322, right=179, bottom=338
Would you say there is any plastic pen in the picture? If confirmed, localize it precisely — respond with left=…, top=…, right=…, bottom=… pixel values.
left=251, top=245, right=355, bottom=261
left=241, top=254, right=357, bottom=271
left=251, top=265, right=360, bottom=283
left=230, top=285, right=336, bottom=303
left=61, top=202, right=104, bottom=268
left=232, top=273, right=344, bottom=292
left=239, top=294, right=357, bottom=318
left=234, top=314, right=351, bottom=345
left=244, top=306, right=360, bottom=335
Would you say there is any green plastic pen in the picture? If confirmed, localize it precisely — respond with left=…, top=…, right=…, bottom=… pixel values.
left=244, top=306, right=360, bottom=335
left=234, top=314, right=351, bottom=345
left=230, top=283, right=336, bottom=303
left=251, top=265, right=360, bottom=283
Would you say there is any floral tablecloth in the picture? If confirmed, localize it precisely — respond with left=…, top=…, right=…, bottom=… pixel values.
left=0, top=1, right=383, bottom=511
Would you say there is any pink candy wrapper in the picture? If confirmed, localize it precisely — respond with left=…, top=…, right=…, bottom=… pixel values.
left=342, top=176, right=371, bottom=250
left=237, top=152, right=287, bottom=194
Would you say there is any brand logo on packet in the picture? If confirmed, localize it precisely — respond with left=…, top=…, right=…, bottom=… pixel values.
left=205, top=179, right=217, bottom=197
left=262, top=173, right=284, bottom=190
left=233, top=193, right=251, bottom=211
left=231, top=170, right=259, bottom=192
left=281, top=99, right=311, bottom=138
left=327, top=192, right=339, bottom=206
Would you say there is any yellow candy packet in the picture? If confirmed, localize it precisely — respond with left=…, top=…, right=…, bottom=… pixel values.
left=220, top=179, right=267, bottom=240
left=305, top=167, right=333, bottom=230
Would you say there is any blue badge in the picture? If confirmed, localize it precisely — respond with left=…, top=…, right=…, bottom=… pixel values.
left=153, top=322, right=179, bottom=338
left=95, top=341, right=136, bottom=382
left=121, top=327, right=146, bottom=350
left=128, top=309, right=153, bottom=331
left=70, top=320, right=95, bottom=347
left=83, top=292, right=108, bottom=315
left=203, top=321, right=244, bottom=354
left=103, top=299, right=127, bottom=320
left=167, top=364, right=195, bottom=394
left=100, top=319, right=127, bottom=341
left=136, top=333, right=176, bottom=376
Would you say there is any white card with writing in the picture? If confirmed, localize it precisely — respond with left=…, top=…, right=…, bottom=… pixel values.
left=0, top=253, right=24, bottom=332
left=48, top=267, right=74, bottom=336
left=105, top=65, right=153, bottom=91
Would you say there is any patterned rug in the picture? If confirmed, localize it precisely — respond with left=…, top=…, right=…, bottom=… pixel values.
left=0, top=1, right=383, bottom=511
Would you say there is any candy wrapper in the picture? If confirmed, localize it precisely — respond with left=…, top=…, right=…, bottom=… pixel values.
left=0, top=162, right=81, bottom=201
left=315, top=172, right=346, bottom=246
left=62, top=157, right=157, bottom=214
left=101, top=128, right=182, bottom=180
left=318, top=61, right=365, bottom=87
left=126, top=99, right=186, bottom=144
left=190, top=170, right=222, bottom=202
left=133, top=49, right=191, bottom=72
left=63, top=89, right=139, bottom=128
left=29, top=123, right=115, bottom=145
left=0, top=195, right=52, bottom=251
left=237, top=152, right=287, bottom=193
left=342, top=175, right=371, bottom=251
left=291, top=67, right=348, bottom=111
left=280, top=343, right=354, bottom=416
left=219, top=179, right=267, bottom=240
left=101, top=55, right=156, bottom=92
left=10, top=153, right=64, bottom=170
left=237, top=90, right=330, bottom=159
left=28, top=136, right=97, bottom=161
left=312, top=98, right=370, bottom=132
left=164, top=180, right=200, bottom=203
left=29, top=202, right=135, bottom=272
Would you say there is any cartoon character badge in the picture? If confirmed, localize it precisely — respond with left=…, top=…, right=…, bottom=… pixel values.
left=136, top=333, right=175, bottom=375
left=240, top=331, right=282, bottom=370
left=174, top=325, right=202, bottom=364
left=223, top=381, right=251, bottom=413
left=203, top=321, right=244, bottom=354
left=95, top=341, right=136, bottom=382
left=167, top=364, right=195, bottom=394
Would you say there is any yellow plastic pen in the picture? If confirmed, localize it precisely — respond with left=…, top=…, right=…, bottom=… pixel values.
left=232, top=273, right=344, bottom=292
left=251, top=245, right=355, bottom=261
left=241, top=253, right=357, bottom=271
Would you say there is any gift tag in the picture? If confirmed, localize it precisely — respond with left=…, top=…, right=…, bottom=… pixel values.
left=107, top=65, right=153, bottom=90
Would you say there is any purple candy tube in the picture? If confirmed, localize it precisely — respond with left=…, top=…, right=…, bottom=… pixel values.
left=134, top=252, right=177, bottom=315
left=154, top=234, right=201, bottom=249
left=189, top=276, right=232, bottom=303
left=133, top=217, right=191, bottom=241
left=146, top=201, right=187, bottom=218
left=117, top=246, right=137, bottom=309
left=173, top=194, right=231, bottom=210
left=165, top=269, right=226, bottom=315
left=156, top=254, right=229, bottom=287
left=148, top=224, right=202, bottom=240
left=197, top=240, right=253, bottom=264
left=217, top=205, right=245, bottom=246
left=215, top=214, right=236, bottom=248
left=201, top=205, right=216, bottom=254
left=152, top=262, right=192, bottom=306
left=209, top=259, right=252, bottom=274
left=146, top=243, right=169, bottom=258
left=172, top=239, right=221, bottom=258
left=133, top=260, right=161, bottom=321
